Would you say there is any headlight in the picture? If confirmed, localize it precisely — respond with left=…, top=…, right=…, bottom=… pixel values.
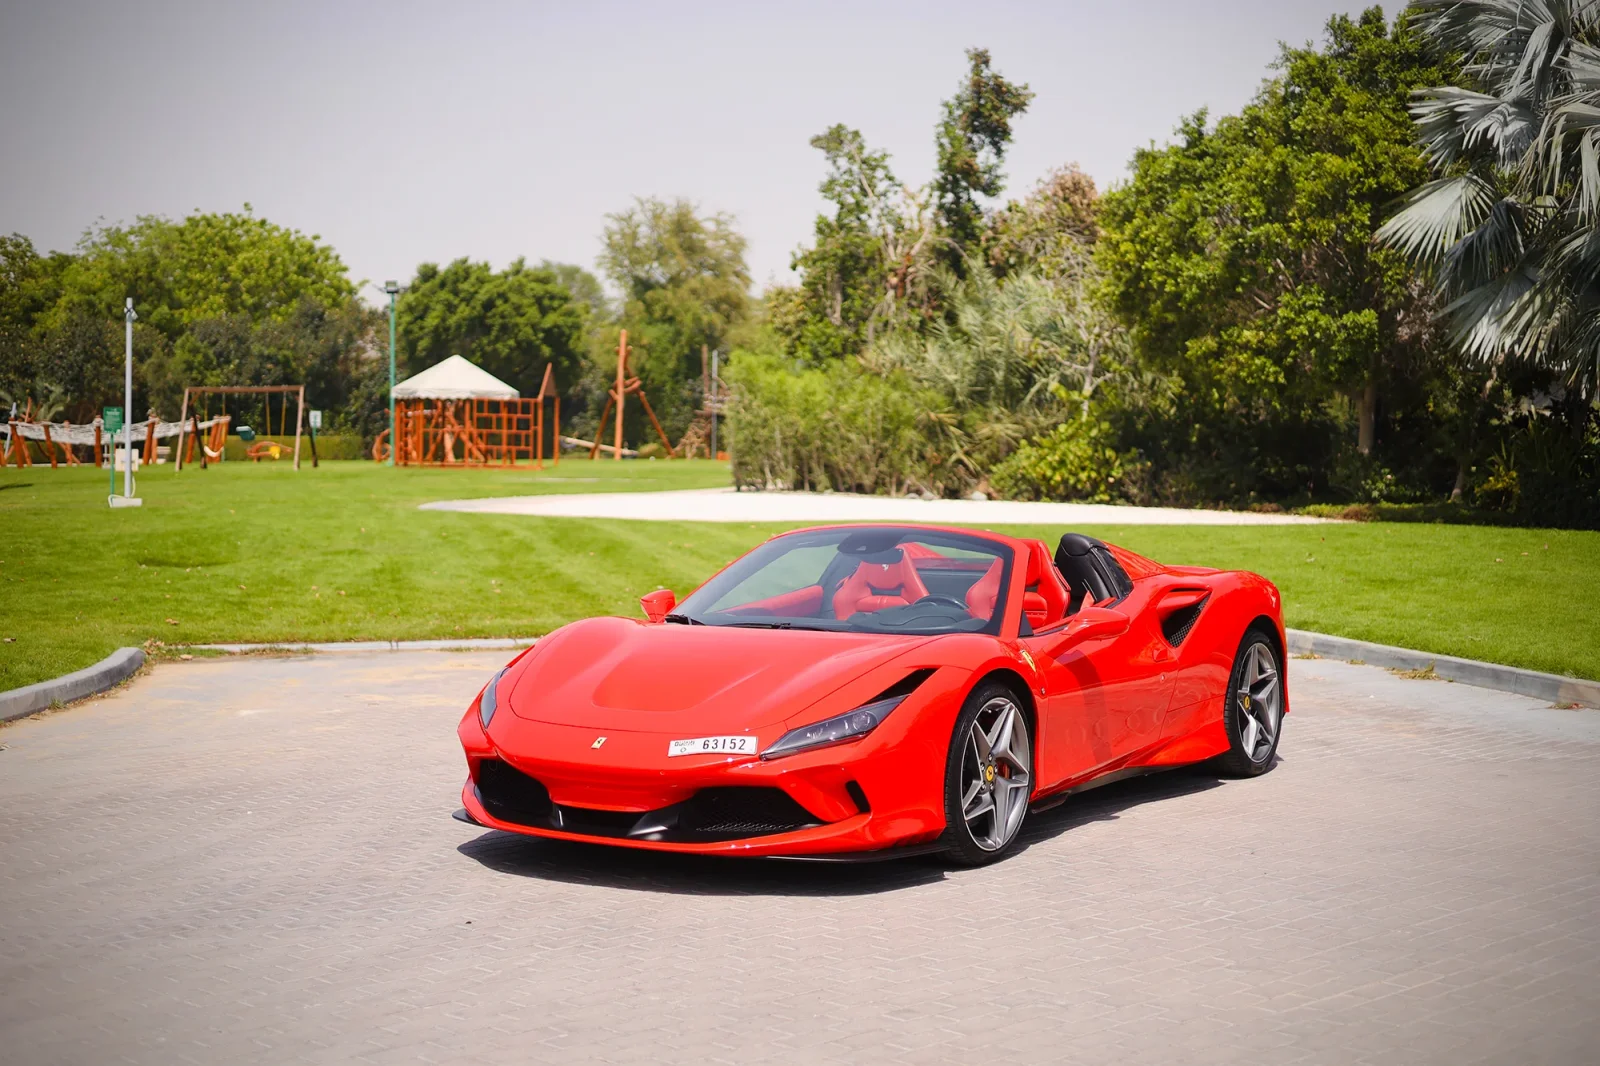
left=760, top=694, right=908, bottom=760
left=478, top=668, right=508, bottom=730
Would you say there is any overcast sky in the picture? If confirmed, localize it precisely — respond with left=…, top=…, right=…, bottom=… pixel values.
left=1, top=0, right=1374, bottom=299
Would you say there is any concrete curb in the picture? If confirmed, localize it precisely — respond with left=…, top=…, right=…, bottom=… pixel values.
left=191, top=637, right=538, bottom=654
left=9, top=631, right=1593, bottom=723
left=0, top=647, right=147, bottom=724
left=1286, top=629, right=1599, bottom=708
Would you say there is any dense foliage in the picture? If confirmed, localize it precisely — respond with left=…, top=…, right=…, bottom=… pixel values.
left=396, top=257, right=590, bottom=419
left=729, top=7, right=1599, bottom=527
left=588, top=197, right=751, bottom=444
left=1, top=210, right=372, bottom=431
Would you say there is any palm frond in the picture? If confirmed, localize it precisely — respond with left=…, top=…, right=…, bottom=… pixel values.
left=1376, top=175, right=1500, bottom=262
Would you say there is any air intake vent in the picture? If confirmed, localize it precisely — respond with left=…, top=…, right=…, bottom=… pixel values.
left=475, top=758, right=553, bottom=827
left=870, top=668, right=936, bottom=704
left=1161, top=600, right=1207, bottom=646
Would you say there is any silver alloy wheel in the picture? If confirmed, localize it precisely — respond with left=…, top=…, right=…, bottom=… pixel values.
left=1236, top=642, right=1282, bottom=763
left=959, top=696, right=1032, bottom=852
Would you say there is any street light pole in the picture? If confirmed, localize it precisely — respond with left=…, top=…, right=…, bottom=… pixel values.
left=385, top=280, right=400, bottom=466
left=124, top=298, right=135, bottom=498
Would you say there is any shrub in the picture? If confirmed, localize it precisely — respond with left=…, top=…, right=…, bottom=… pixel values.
left=724, top=351, right=945, bottom=495
left=989, top=415, right=1144, bottom=503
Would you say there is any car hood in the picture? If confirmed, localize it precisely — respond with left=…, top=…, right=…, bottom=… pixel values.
left=506, top=616, right=937, bottom=732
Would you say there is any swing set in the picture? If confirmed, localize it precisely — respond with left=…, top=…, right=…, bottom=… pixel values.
left=175, top=385, right=311, bottom=471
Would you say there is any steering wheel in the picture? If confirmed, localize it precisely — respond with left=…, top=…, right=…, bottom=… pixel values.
left=911, top=595, right=969, bottom=611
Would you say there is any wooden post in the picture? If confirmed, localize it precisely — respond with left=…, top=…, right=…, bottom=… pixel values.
left=553, top=395, right=560, bottom=466
left=42, top=423, right=58, bottom=469
left=175, top=388, right=190, bottom=471
left=590, top=395, right=614, bottom=460
left=293, top=385, right=304, bottom=470
left=94, top=420, right=103, bottom=468
left=142, top=416, right=158, bottom=466
left=11, top=421, right=30, bottom=467
left=635, top=389, right=677, bottom=458
left=614, top=329, right=626, bottom=462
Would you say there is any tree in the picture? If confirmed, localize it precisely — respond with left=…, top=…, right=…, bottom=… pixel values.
left=932, top=48, right=1034, bottom=269
left=1097, top=8, right=1459, bottom=500
left=985, top=165, right=1099, bottom=278
left=396, top=258, right=587, bottom=402
left=46, top=207, right=354, bottom=340
left=1377, top=0, right=1600, bottom=396
left=537, top=260, right=610, bottom=323
left=596, top=197, right=750, bottom=439
left=783, top=126, right=900, bottom=361
left=142, top=297, right=382, bottom=428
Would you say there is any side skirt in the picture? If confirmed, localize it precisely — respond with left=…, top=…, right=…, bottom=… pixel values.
left=1029, top=764, right=1178, bottom=813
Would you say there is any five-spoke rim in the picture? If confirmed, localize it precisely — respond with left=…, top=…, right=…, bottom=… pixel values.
left=960, top=696, right=1032, bottom=852
left=1236, top=642, right=1281, bottom=763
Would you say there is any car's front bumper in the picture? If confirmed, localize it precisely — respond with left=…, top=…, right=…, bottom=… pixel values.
left=457, top=705, right=948, bottom=858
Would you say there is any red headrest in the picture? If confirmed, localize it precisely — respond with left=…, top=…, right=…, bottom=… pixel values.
left=833, top=553, right=930, bottom=619
left=1023, top=540, right=1069, bottom=628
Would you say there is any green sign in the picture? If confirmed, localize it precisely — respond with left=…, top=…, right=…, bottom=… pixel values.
left=103, top=406, right=123, bottom=433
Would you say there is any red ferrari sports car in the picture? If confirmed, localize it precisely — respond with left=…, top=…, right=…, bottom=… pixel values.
left=456, top=524, right=1286, bottom=864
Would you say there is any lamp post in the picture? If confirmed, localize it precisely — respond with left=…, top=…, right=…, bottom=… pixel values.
left=108, top=298, right=142, bottom=508
left=384, top=280, right=400, bottom=466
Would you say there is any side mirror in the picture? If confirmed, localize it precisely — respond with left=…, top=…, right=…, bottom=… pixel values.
left=1066, top=606, right=1129, bottom=644
left=639, top=588, right=677, bottom=623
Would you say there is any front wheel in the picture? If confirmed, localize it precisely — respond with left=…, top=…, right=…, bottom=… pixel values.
left=940, top=680, right=1033, bottom=865
left=1214, top=627, right=1284, bottom=777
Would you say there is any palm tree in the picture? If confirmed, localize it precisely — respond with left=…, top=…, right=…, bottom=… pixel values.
left=1378, top=0, right=1600, bottom=394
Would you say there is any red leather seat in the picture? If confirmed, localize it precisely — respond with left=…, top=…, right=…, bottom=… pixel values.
left=833, top=553, right=931, bottom=619
left=965, top=558, right=1003, bottom=620
left=1022, top=540, right=1069, bottom=629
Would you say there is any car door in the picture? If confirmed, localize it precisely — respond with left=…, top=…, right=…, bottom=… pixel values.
left=1022, top=579, right=1176, bottom=788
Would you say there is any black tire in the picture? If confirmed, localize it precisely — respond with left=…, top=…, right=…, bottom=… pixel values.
left=1213, top=625, right=1284, bottom=777
left=940, top=679, right=1034, bottom=866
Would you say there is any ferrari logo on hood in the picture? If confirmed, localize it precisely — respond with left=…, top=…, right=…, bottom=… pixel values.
left=591, top=736, right=607, bottom=749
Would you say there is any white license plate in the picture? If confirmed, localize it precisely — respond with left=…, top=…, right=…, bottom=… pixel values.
left=667, top=735, right=758, bottom=757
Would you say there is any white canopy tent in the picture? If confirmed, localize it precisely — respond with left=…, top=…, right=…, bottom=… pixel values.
left=392, top=355, right=519, bottom=400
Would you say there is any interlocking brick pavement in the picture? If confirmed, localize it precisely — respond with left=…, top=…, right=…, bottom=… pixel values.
left=1, top=651, right=1597, bottom=1065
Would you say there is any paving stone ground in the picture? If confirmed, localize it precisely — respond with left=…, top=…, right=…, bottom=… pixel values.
left=1, top=651, right=1597, bottom=1066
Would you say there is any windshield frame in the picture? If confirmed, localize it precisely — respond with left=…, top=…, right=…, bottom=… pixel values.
left=672, top=525, right=1016, bottom=637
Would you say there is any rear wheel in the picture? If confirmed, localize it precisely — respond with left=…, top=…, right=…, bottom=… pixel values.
left=941, top=680, right=1033, bottom=865
left=1214, top=627, right=1283, bottom=777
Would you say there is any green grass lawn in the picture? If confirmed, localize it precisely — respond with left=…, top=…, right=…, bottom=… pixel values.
left=6, top=459, right=1597, bottom=691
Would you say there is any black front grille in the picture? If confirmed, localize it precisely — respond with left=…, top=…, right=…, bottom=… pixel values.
left=678, top=787, right=822, bottom=836
left=472, top=763, right=824, bottom=842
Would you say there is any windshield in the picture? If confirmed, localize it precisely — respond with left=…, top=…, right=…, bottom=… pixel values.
left=672, top=527, right=1013, bottom=635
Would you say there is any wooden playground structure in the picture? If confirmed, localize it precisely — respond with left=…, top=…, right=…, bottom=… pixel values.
left=177, top=385, right=308, bottom=471
left=379, top=363, right=561, bottom=467
left=577, top=332, right=726, bottom=460
left=2, top=395, right=232, bottom=471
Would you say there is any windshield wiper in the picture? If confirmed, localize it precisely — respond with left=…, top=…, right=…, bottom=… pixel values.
left=663, top=613, right=704, bottom=625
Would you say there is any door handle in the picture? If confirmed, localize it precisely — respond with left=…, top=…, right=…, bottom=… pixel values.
left=1152, top=645, right=1175, bottom=664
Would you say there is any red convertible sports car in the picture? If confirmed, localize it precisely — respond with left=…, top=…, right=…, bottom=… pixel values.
left=456, top=524, right=1287, bottom=865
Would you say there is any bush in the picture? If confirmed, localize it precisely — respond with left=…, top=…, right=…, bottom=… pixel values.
left=724, top=351, right=946, bottom=494
left=990, top=416, right=1144, bottom=503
